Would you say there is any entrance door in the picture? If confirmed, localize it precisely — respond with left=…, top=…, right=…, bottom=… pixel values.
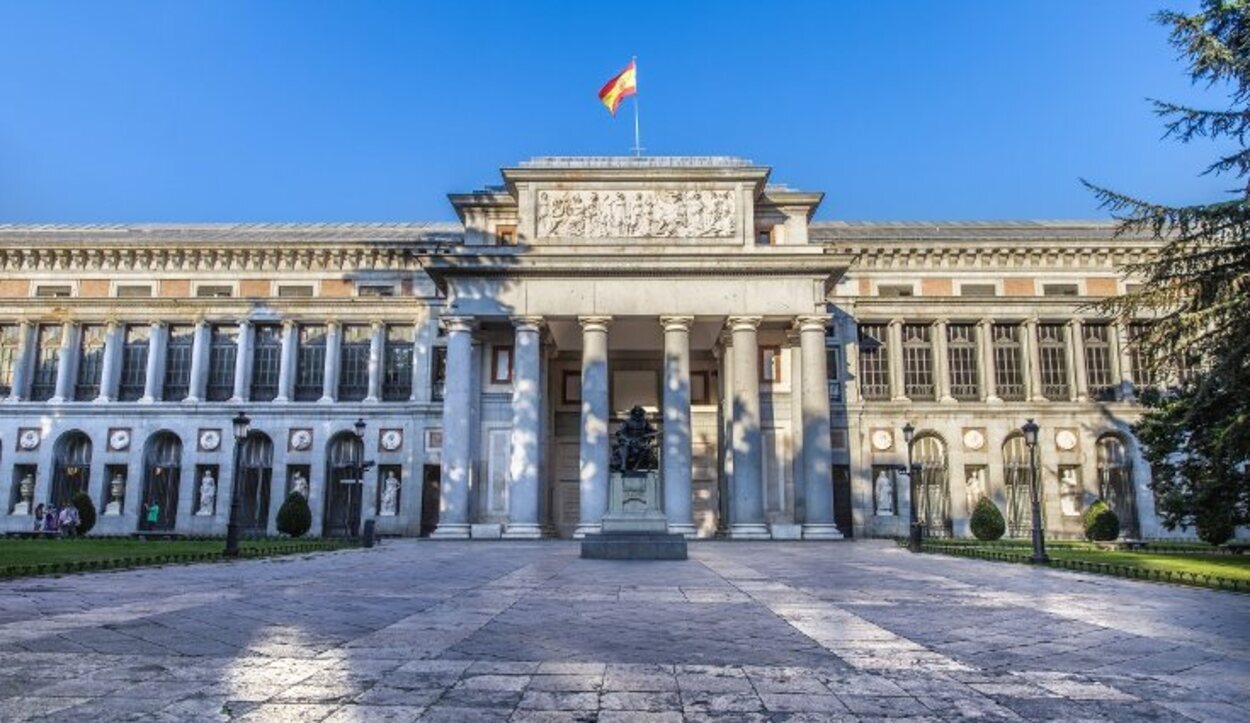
left=832, top=466, right=853, bottom=538
left=554, top=440, right=580, bottom=538
left=140, top=432, right=181, bottom=531
left=1098, top=436, right=1139, bottom=539
left=324, top=433, right=364, bottom=537
left=420, top=464, right=440, bottom=537
left=51, top=431, right=92, bottom=509
left=238, top=432, right=273, bottom=536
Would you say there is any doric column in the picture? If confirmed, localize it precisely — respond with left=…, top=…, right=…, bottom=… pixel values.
left=504, top=316, right=544, bottom=539
left=796, top=314, right=842, bottom=539
left=364, top=320, right=384, bottom=403
left=95, top=321, right=123, bottom=403
left=1069, top=319, right=1088, bottom=402
left=432, top=315, right=476, bottom=538
left=1024, top=317, right=1045, bottom=401
left=978, top=319, right=1001, bottom=403
left=934, top=319, right=955, bottom=403
left=661, top=315, right=695, bottom=538
left=728, top=315, right=769, bottom=539
left=139, top=321, right=166, bottom=403
left=319, top=321, right=341, bottom=403
left=1114, top=322, right=1135, bottom=401
left=575, top=316, right=612, bottom=538
left=229, top=319, right=251, bottom=403
left=6, top=321, right=35, bottom=402
left=275, top=320, right=297, bottom=403
left=888, top=318, right=906, bottom=401
left=50, top=322, right=78, bottom=403
left=186, top=320, right=210, bottom=403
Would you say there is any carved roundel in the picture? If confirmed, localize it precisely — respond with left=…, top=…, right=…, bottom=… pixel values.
left=289, top=429, right=313, bottom=452
left=870, top=429, right=894, bottom=452
left=1055, top=429, right=1079, bottom=451
left=962, top=429, right=986, bottom=451
left=108, top=428, right=131, bottom=452
left=198, top=428, right=222, bottom=452
left=18, top=428, right=41, bottom=450
left=380, top=429, right=403, bottom=452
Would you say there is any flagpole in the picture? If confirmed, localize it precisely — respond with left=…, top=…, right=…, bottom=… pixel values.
left=631, top=56, right=642, bottom=157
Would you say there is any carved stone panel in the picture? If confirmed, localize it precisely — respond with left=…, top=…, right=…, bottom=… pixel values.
left=536, top=188, right=736, bottom=239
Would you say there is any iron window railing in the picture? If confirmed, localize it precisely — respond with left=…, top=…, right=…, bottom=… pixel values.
left=74, top=324, right=107, bottom=401
left=947, top=323, right=980, bottom=401
left=118, top=325, right=150, bottom=401
left=992, top=323, right=1026, bottom=401
left=858, top=324, right=890, bottom=400
left=902, top=323, right=935, bottom=400
left=163, top=325, right=194, bottom=401
left=1038, top=323, right=1070, bottom=400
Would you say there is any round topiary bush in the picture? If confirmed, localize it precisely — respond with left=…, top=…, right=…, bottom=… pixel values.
left=71, top=491, right=97, bottom=536
left=970, top=496, right=1006, bottom=541
left=1196, top=510, right=1235, bottom=546
left=1083, top=499, right=1120, bottom=541
left=276, top=491, right=312, bottom=538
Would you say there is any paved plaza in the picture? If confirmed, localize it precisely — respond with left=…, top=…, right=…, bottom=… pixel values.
left=0, top=540, right=1246, bottom=722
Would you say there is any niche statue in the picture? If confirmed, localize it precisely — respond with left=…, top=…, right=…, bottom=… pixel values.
left=611, top=406, right=659, bottom=473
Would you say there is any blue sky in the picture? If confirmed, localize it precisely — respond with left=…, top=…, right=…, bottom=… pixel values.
left=0, top=0, right=1234, bottom=223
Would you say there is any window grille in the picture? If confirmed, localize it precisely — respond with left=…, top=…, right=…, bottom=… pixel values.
left=1097, top=436, right=1138, bottom=538
left=914, top=435, right=951, bottom=537
left=826, top=346, right=842, bottom=402
left=1083, top=323, right=1115, bottom=400
left=0, top=325, right=19, bottom=397
left=118, top=325, right=150, bottom=401
left=383, top=325, right=414, bottom=401
left=74, top=324, right=107, bottom=400
left=206, top=325, right=238, bottom=402
left=992, top=324, right=1025, bottom=401
left=857, top=324, right=890, bottom=400
left=1003, top=435, right=1044, bottom=537
left=294, top=325, right=326, bottom=401
left=902, top=323, right=935, bottom=400
left=338, top=324, right=371, bottom=401
left=431, top=346, right=447, bottom=401
left=946, top=323, right=980, bottom=400
left=1037, top=323, right=1070, bottom=400
left=162, top=325, right=194, bottom=401
left=250, top=324, right=282, bottom=401
left=30, top=324, right=62, bottom=401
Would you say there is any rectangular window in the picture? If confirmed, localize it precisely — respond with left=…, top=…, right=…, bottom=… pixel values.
left=1042, top=283, right=1080, bottom=297
left=0, top=325, right=20, bottom=397
left=431, top=346, right=447, bottom=401
left=858, top=324, right=890, bottom=400
left=902, top=323, right=935, bottom=400
left=960, top=284, right=997, bottom=297
left=878, top=284, right=914, bottom=297
left=1038, top=323, right=1070, bottom=400
left=115, top=285, right=152, bottom=298
left=947, top=323, right=980, bottom=401
left=383, top=324, right=414, bottom=401
left=249, top=324, right=282, bottom=402
left=163, top=324, right=194, bottom=401
left=196, top=285, right=234, bottom=298
left=357, top=285, right=395, bottom=297
left=496, top=224, right=517, bottom=245
left=30, top=324, right=62, bottom=401
left=74, top=324, right=107, bottom=401
left=34, top=285, right=72, bottom=298
left=756, top=229, right=772, bottom=246
left=338, top=324, right=371, bottom=401
left=992, top=324, right=1026, bottom=401
left=1083, top=323, right=1115, bottom=400
left=206, top=325, right=238, bottom=402
left=294, top=324, right=326, bottom=401
left=491, top=345, right=514, bottom=384
left=118, top=325, right=150, bottom=401
left=276, top=284, right=314, bottom=298
left=826, top=346, right=842, bottom=402
left=759, top=346, right=782, bottom=384
left=1127, top=322, right=1154, bottom=388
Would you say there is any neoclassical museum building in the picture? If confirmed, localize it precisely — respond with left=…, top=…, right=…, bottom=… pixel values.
left=0, top=157, right=1175, bottom=541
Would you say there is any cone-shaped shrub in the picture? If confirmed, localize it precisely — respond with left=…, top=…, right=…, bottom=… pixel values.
left=71, top=492, right=96, bottom=536
left=970, top=496, right=1006, bottom=541
left=1083, top=499, right=1120, bottom=541
left=276, top=491, right=312, bottom=538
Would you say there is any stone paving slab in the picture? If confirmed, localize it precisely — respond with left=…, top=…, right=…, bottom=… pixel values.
left=0, top=540, right=1246, bottom=721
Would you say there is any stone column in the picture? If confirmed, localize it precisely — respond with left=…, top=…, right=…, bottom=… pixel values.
left=842, top=314, right=860, bottom=404
left=364, top=320, right=384, bottom=403
left=410, top=310, right=436, bottom=403
left=275, top=320, right=297, bottom=403
left=50, top=322, right=78, bottom=403
left=186, top=320, right=210, bottom=403
left=229, top=319, right=251, bottom=403
left=1114, top=322, right=1136, bottom=401
left=1069, top=319, right=1088, bottom=402
left=1024, top=317, right=1045, bottom=402
left=432, top=315, right=475, bottom=538
left=796, top=314, right=842, bottom=539
left=139, top=321, right=166, bottom=403
left=575, top=316, right=612, bottom=538
left=661, top=315, right=695, bottom=538
left=320, top=321, right=341, bottom=403
left=978, top=319, right=1000, bottom=403
left=728, top=315, right=769, bottom=539
left=95, top=321, right=123, bottom=403
left=7, top=321, right=34, bottom=402
left=504, top=316, right=544, bottom=539
left=888, top=318, right=906, bottom=401
left=933, top=319, right=954, bottom=403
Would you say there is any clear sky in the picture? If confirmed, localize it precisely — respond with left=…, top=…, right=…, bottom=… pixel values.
left=0, top=0, right=1235, bottom=223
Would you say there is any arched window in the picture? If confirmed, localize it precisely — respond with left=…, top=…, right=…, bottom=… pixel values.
left=1097, top=435, right=1138, bottom=539
left=324, top=432, right=364, bottom=537
left=914, top=434, right=951, bottom=536
left=238, top=432, right=274, bottom=536
left=1003, top=434, right=1044, bottom=537
left=141, top=432, right=182, bottom=531
left=51, top=431, right=92, bottom=508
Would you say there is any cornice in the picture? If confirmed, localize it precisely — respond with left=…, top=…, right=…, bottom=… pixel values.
left=834, top=241, right=1157, bottom=271
left=0, top=245, right=423, bottom=274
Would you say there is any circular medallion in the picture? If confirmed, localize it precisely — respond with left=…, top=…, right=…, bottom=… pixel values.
left=290, top=429, right=312, bottom=451
left=108, top=429, right=130, bottom=451
left=871, top=429, right=894, bottom=452
left=199, top=429, right=221, bottom=452
left=1055, top=429, right=1079, bottom=451
left=962, top=429, right=985, bottom=451
left=18, top=429, right=40, bottom=450
left=380, top=430, right=402, bottom=451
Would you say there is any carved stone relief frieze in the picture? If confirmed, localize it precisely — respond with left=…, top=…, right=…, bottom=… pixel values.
left=536, top=188, right=736, bottom=239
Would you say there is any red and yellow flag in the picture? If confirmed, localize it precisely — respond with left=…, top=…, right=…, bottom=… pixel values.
left=598, top=60, right=637, bottom=116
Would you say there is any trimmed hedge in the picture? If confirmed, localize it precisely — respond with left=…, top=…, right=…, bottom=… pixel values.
left=970, top=496, right=1006, bottom=541
left=1083, top=500, right=1121, bottom=542
left=276, top=492, right=312, bottom=538
left=0, top=540, right=352, bottom=580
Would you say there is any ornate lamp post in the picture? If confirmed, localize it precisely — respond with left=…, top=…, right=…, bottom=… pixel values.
left=903, top=422, right=922, bottom=553
left=1022, top=418, right=1049, bottom=564
left=224, top=410, right=250, bottom=557
left=352, top=418, right=366, bottom=537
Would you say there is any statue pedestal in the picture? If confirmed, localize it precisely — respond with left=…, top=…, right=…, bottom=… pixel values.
left=582, top=471, right=687, bottom=560
left=104, top=501, right=122, bottom=516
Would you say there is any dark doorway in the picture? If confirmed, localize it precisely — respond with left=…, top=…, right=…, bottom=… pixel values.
left=238, top=432, right=274, bottom=536
left=51, top=431, right=92, bottom=509
left=140, top=432, right=181, bottom=531
left=832, top=466, right=853, bottom=538
left=324, top=432, right=364, bottom=537
left=420, top=464, right=440, bottom=537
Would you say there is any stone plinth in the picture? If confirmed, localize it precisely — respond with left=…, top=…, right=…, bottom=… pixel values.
left=581, top=471, right=687, bottom=560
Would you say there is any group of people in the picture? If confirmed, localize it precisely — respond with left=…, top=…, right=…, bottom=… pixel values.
left=30, top=502, right=80, bottom=537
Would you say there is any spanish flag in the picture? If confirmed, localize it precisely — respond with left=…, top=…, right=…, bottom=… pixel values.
left=598, top=59, right=637, bottom=116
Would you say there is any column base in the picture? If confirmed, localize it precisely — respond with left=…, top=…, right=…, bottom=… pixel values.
left=802, top=523, right=845, bottom=540
left=429, top=523, right=470, bottom=539
left=573, top=523, right=601, bottom=539
left=667, top=522, right=697, bottom=539
left=138, top=396, right=156, bottom=404
left=318, top=396, right=335, bottom=404
left=985, top=395, right=1004, bottom=405
left=729, top=523, right=771, bottom=540
left=501, top=523, right=543, bottom=539
left=939, top=395, right=957, bottom=404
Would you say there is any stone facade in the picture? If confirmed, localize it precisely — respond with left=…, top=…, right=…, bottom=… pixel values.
left=0, top=156, right=1177, bottom=540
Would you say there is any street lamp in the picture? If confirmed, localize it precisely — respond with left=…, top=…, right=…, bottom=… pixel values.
left=351, top=418, right=366, bottom=537
left=903, top=422, right=922, bottom=553
left=1021, top=418, right=1049, bottom=564
left=224, top=410, right=250, bottom=557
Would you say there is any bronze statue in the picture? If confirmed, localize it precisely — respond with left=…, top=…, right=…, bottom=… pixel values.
left=611, top=405, right=659, bottom=473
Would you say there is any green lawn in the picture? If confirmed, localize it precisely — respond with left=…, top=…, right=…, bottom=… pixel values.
left=0, top=538, right=351, bottom=576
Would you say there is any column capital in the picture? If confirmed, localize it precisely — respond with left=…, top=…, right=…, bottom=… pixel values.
left=792, top=314, right=832, bottom=334
left=511, top=315, right=545, bottom=332
left=660, top=315, right=694, bottom=332
left=440, top=315, right=477, bottom=334
left=577, top=315, right=613, bottom=331
left=726, top=315, right=762, bottom=332
left=889, top=317, right=905, bottom=327
left=282, top=318, right=297, bottom=330
left=370, top=318, right=385, bottom=330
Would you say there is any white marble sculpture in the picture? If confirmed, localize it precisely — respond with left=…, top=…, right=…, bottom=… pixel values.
left=875, top=470, right=895, bottom=516
left=12, top=473, right=34, bottom=515
left=379, top=472, right=400, bottom=516
left=965, top=468, right=985, bottom=512
left=196, top=471, right=216, bottom=516
left=105, top=473, right=125, bottom=516
left=291, top=470, right=309, bottom=498
left=537, top=188, right=736, bottom=238
left=1060, top=468, right=1081, bottom=516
